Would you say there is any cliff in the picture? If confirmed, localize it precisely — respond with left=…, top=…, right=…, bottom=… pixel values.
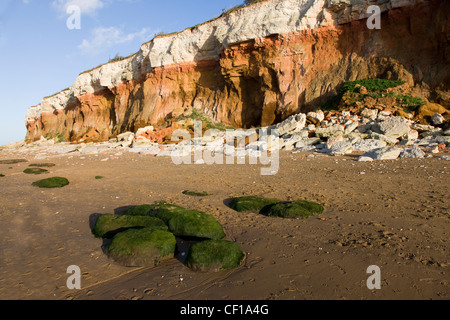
left=25, top=0, right=450, bottom=143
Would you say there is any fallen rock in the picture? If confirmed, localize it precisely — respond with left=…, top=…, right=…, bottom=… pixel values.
left=377, top=116, right=411, bottom=139
left=430, top=113, right=445, bottom=126
left=399, top=146, right=425, bottom=159
left=270, top=114, right=306, bottom=136
left=352, top=139, right=387, bottom=152
left=329, top=141, right=353, bottom=155
left=315, top=124, right=344, bottom=138
left=361, top=147, right=402, bottom=161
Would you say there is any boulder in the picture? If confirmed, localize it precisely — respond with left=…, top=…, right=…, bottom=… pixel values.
left=270, top=114, right=306, bottom=136
left=430, top=113, right=445, bottom=126
left=228, top=196, right=280, bottom=213
left=31, top=177, right=69, bottom=188
left=328, top=141, right=353, bottom=155
left=260, top=200, right=324, bottom=219
left=352, top=139, right=387, bottom=152
left=147, top=203, right=226, bottom=240
left=315, top=124, right=344, bottom=138
left=399, top=146, right=425, bottom=159
left=92, top=214, right=168, bottom=239
left=377, top=117, right=411, bottom=139
left=360, top=147, right=402, bottom=160
left=106, top=229, right=176, bottom=267
left=186, top=240, right=245, bottom=272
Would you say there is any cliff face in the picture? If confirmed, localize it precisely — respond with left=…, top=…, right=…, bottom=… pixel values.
left=25, top=0, right=450, bottom=143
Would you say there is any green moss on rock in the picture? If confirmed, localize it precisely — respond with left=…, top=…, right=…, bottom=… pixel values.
left=106, top=229, right=176, bottom=267
left=186, top=240, right=245, bottom=272
left=32, top=177, right=69, bottom=188
left=228, top=196, right=280, bottom=212
left=24, top=168, right=49, bottom=175
left=29, top=163, right=56, bottom=168
left=0, top=174, right=5, bottom=177
left=149, top=203, right=226, bottom=240
left=182, top=190, right=211, bottom=197
left=92, top=214, right=168, bottom=239
left=124, top=204, right=154, bottom=216
left=261, top=200, right=324, bottom=219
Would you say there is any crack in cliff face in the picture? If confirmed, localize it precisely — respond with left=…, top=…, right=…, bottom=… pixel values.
left=24, top=0, right=450, bottom=143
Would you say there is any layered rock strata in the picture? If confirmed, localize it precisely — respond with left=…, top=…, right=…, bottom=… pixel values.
left=25, top=0, right=450, bottom=143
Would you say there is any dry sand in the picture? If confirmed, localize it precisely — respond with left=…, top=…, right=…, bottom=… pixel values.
left=0, top=150, right=448, bottom=300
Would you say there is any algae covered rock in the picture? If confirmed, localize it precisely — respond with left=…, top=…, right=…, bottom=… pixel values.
left=32, top=177, right=69, bottom=188
left=149, top=204, right=226, bottom=240
left=186, top=240, right=245, bottom=272
left=92, top=214, right=168, bottom=239
left=106, top=229, right=176, bottom=267
left=124, top=204, right=154, bottom=216
left=261, top=200, right=324, bottom=219
left=182, top=190, right=211, bottom=197
left=228, top=196, right=280, bottom=212
left=124, top=203, right=226, bottom=240
left=24, top=168, right=49, bottom=175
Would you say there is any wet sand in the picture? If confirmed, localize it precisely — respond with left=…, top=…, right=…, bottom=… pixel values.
left=0, top=150, right=448, bottom=300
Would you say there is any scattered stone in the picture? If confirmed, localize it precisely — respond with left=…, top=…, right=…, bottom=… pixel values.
left=106, top=229, right=176, bottom=267
left=186, top=240, right=245, bottom=273
left=360, top=108, right=378, bottom=120
left=357, top=156, right=374, bottom=162
left=270, top=114, right=306, bottom=136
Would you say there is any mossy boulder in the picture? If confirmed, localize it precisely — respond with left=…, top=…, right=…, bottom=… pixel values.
left=29, top=163, right=56, bottom=168
left=92, top=214, right=168, bottom=239
left=186, top=240, right=245, bottom=272
left=0, top=159, right=27, bottom=165
left=0, top=174, right=5, bottom=177
left=32, top=177, right=69, bottom=188
left=228, top=196, right=281, bottom=212
left=182, top=190, right=211, bottom=197
left=106, top=229, right=176, bottom=267
left=261, top=200, right=324, bottom=219
left=124, top=204, right=154, bottom=216
left=129, top=203, right=226, bottom=240
left=24, top=168, right=48, bottom=175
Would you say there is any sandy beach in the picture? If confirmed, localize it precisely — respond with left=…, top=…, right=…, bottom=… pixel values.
left=0, top=149, right=448, bottom=300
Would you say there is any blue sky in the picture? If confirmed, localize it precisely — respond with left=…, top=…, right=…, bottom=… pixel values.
left=0, top=0, right=243, bottom=146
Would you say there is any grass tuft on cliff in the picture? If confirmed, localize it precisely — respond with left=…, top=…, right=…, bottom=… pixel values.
left=321, top=79, right=426, bottom=112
